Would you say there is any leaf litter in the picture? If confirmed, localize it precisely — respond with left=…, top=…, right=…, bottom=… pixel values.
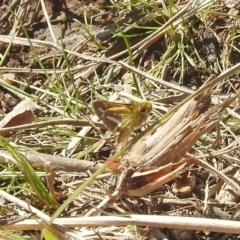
left=0, top=0, right=240, bottom=239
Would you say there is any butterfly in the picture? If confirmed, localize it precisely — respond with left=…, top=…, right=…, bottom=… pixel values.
left=93, top=100, right=152, bottom=143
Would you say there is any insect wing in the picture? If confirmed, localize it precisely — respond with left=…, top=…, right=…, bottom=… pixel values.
left=93, top=101, right=127, bottom=118
left=93, top=100, right=109, bottom=119
left=103, top=106, right=133, bottom=131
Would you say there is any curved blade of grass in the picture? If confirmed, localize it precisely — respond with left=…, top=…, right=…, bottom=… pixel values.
left=0, top=136, right=59, bottom=207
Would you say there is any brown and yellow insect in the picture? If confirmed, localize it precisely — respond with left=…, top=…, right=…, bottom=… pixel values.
left=93, top=100, right=152, bottom=143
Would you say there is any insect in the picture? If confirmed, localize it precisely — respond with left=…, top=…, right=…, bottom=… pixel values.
left=93, top=100, right=152, bottom=143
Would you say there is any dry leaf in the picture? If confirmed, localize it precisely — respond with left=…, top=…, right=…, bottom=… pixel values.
left=0, top=99, right=40, bottom=135
left=126, top=158, right=197, bottom=197
left=119, top=89, right=240, bottom=196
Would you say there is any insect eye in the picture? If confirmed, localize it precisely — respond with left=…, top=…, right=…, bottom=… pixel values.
left=139, top=107, right=146, bottom=113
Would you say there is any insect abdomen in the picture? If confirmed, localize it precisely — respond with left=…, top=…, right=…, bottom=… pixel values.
left=117, top=129, right=130, bottom=143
